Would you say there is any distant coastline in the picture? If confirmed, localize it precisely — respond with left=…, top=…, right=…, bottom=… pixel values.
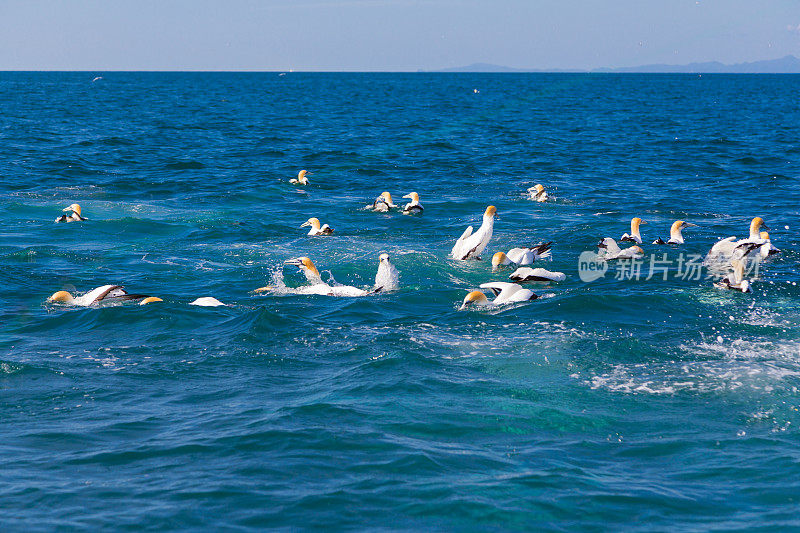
left=432, top=55, right=800, bottom=74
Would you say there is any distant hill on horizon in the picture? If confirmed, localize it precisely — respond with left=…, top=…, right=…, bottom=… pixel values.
left=434, top=55, right=800, bottom=73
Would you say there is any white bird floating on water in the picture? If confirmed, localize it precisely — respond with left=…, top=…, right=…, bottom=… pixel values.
left=527, top=184, right=548, bottom=202
left=491, top=243, right=552, bottom=271
left=289, top=170, right=311, bottom=185
left=450, top=205, right=497, bottom=260
left=652, top=220, right=697, bottom=245
left=402, top=192, right=423, bottom=214
left=597, top=238, right=644, bottom=260
left=55, top=203, right=87, bottom=223
left=300, top=217, right=334, bottom=236
left=367, top=192, right=397, bottom=212
left=620, top=217, right=646, bottom=244
left=508, top=267, right=566, bottom=282
left=460, top=282, right=538, bottom=310
left=48, top=285, right=161, bottom=306
left=713, top=259, right=751, bottom=293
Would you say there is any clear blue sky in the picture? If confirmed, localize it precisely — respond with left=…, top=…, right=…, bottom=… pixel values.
left=1, top=0, right=799, bottom=71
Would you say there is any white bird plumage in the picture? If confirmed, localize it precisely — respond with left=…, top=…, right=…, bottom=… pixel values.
left=597, top=238, right=644, bottom=260
left=508, top=267, right=566, bottom=282
left=48, top=285, right=156, bottom=306
left=620, top=217, right=646, bottom=244
left=450, top=205, right=497, bottom=260
left=300, top=217, right=334, bottom=235
left=402, top=192, right=423, bottom=214
left=460, top=282, right=538, bottom=310
left=55, top=203, right=87, bottom=223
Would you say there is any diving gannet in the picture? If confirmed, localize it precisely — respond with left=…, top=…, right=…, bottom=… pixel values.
left=289, top=170, right=311, bottom=185
left=597, top=238, right=644, bottom=260
left=508, top=267, right=566, bottom=282
left=402, top=192, right=424, bottom=214
left=450, top=205, right=497, bottom=260
left=620, top=217, right=646, bottom=244
left=713, top=260, right=751, bottom=293
left=527, top=184, right=548, bottom=202
left=48, top=285, right=153, bottom=306
left=491, top=243, right=553, bottom=271
left=459, top=282, right=538, bottom=310
left=652, top=220, right=697, bottom=245
left=368, top=192, right=397, bottom=212
left=300, top=217, right=334, bottom=235
left=374, top=253, right=400, bottom=292
left=55, top=203, right=87, bottom=223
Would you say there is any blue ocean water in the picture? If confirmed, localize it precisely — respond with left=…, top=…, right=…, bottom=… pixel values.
left=1, top=72, right=800, bottom=530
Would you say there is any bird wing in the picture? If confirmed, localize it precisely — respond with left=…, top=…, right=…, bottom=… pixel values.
left=479, top=281, right=518, bottom=296
left=451, top=225, right=474, bottom=258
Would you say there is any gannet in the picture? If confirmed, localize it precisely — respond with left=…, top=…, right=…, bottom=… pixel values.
left=527, top=184, right=548, bottom=202
left=374, top=253, right=400, bottom=292
left=289, top=170, right=311, bottom=185
left=450, top=205, right=497, bottom=260
left=189, top=297, right=226, bottom=306
left=620, top=217, right=646, bottom=244
left=713, top=260, right=751, bottom=293
left=459, top=282, right=538, bottom=310
left=139, top=297, right=163, bottom=305
left=300, top=217, right=334, bottom=235
left=704, top=217, right=771, bottom=267
left=508, top=267, right=566, bottom=282
left=48, top=285, right=154, bottom=306
left=757, top=231, right=781, bottom=259
left=597, top=238, right=644, bottom=260
left=652, top=220, right=697, bottom=245
left=491, top=242, right=552, bottom=271
left=368, top=192, right=396, bottom=212
left=55, top=203, right=87, bottom=223
left=402, top=192, right=423, bottom=214
left=256, top=257, right=370, bottom=297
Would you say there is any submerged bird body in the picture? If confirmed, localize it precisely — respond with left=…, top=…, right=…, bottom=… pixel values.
left=620, top=217, right=646, bottom=244
left=55, top=203, right=87, bottom=223
left=48, top=285, right=152, bottom=306
left=289, top=170, right=311, bottom=185
left=714, top=260, right=751, bottom=293
left=492, top=243, right=552, bottom=271
left=258, top=255, right=396, bottom=297
left=451, top=206, right=497, bottom=260
left=460, top=282, right=538, bottom=310
left=402, top=192, right=423, bottom=214
left=652, top=220, right=697, bottom=245
left=300, top=217, right=334, bottom=235
left=190, top=297, right=226, bottom=307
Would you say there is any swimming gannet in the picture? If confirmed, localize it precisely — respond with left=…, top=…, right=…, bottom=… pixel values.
left=597, top=238, right=644, bottom=260
left=527, top=184, right=548, bottom=202
left=256, top=256, right=371, bottom=297
left=491, top=243, right=553, bottom=271
left=48, top=285, right=154, bottom=306
left=289, top=170, right=311, bottom=185
left=189, top=297, right=226, bottom=306
left=508, top=267, right=566, bottom=282
left=620, top=217, right=646, bottom=244
left=704, top=217, right=771, bottom=268
left=374, top=253, right=400, bottom=292
left=368, top=192, right=397, bottom=212
left=450, top=205, right=497, bottom=260
left=713, top=260, right=751, bottom=293
left=402, top=192, right=423, bottom=214
left=652, top=220, right=698, bottom=245
left=459, top=282, right=538, bottom=310
left=300, top=217, right=334, bottom=235
left=55, top=203, right=87, bottom=223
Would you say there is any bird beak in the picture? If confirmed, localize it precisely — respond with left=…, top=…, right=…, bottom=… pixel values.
left=597, top=240, right=607, bottom=248
left=684, top=222, right=698, bottom=228
left=761, top=222, right=770, bottom=230
left=284, top=258, right=302, bottom=266
left=300, top=221, right=310, bottom=227
left=62, top=206, right=72, bottom=212
left=402, top=193, right=413, bottom=199
left=640, top=220, right=648, bottom=225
